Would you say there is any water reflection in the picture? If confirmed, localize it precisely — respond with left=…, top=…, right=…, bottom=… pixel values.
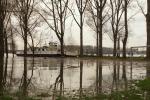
left=146, top=62, right=150, bottom=99
left=111, top=61, right=129, bottom=93
left=122, top=61, right=127, bottom=91
left=28, top=57, right=35, bottom=88
left=96, top=60, right=102, bottom=94
left=9, top=56, right=15, bottom=88
left=111, top=61, right=118, bottom=92
left=0, top=56, right=149, bottom=99
left=22, top=56, right=28, bottom=96
left=0, top=57, right=4, bottom=95
left=146, top=62, right=150, bottom=78
left=19, top=56, right=35, bottom=98
left=0, top=55, right=8, bottom=95
left=4, top=57, right=8, bottom=84
left=53, top=58, right=64, bottom=99
left=79, top=60, right=83, bottom=99
left=130, top=60, right=133, bottom=80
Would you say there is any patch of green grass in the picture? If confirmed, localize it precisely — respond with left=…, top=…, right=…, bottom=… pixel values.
left=136, top=78, right=150, bottom=91
left=56, top=96, right=69, bottom=100
left=0, top=95, right=14, bottom=100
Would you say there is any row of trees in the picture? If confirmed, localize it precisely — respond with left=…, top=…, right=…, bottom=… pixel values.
left=40, top=0, right=149, bottom=58
left=0, top=0, right=150, bottom=59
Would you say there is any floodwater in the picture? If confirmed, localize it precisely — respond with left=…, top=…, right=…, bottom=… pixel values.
left=3, top=55, right=150, bottom=99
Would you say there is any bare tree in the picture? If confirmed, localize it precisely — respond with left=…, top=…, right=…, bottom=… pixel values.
left=109, top=0, right=124, bottom=57
left=136, top=0, right=150, bottom=58
left=0, top=0, right=8, bottom=93
left=87, top=0, right=107, bottom=57
left=14, top=0, right=37, bottom=96
left=122, top=0, right=128, bottom=58
left=69, top=0, right=89, bottom=56
left=41, top=0, right=69, bottom=56
left=122, top=0, right=133, bottom=58
left=3, top=13, right=12, bottom=58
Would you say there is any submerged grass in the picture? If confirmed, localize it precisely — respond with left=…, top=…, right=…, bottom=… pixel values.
left=54, top=78, right=150, bottom=100
left=1, top=79, right=150, bottom=100
left=0, top=95, right=14, bottom=100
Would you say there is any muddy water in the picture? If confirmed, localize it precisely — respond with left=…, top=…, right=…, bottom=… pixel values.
left=5, top=56, right=150, bottom=99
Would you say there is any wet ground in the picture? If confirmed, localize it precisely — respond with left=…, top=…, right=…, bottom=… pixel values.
left=3, top=55, right=150, bottom=99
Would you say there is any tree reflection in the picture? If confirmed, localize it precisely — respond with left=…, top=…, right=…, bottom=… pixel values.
left=0, top=55, right=8, bottom=95
left=28, top=57, right=35, bottom=87
left=79, top=60, right=83, bottom=99
left=122, top=61, right=127, bottom=91
left=53, top=58, right=64, bottom=99
left=111, top=61, right=128, bottom=92
left=21, top=57, right=35, bottom=98
left=9, top=56, right=15, bottom=87
left=130, top=60, right=133, bottom=80
left=96, top=60, right=102, bottom=94
left=146, top=62, right=150, bottom=99
left=111, top=60, right=118, bottom=92
left=3, top=56, right=8, bottom=86
left=0, top=56, right=4, bottom=95
left=19, top=57, right=35, bottom=99
left=146, top=62, right=150, bottom=78
left=22, top=56, right=28, bottom=96
left=112, top=61, right=130, bottom=92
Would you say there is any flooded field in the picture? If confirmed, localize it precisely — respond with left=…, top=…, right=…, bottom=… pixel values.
left=3, top=55, right=150, bottom=99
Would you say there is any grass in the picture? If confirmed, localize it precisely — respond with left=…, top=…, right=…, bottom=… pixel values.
left=1, top=78, right=150, bottom=100
left=52, top=78, right=150, bottom=100
left=0, top=95, right=14, bottom=100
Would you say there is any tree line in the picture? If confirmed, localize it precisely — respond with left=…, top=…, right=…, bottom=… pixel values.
left=0, top=0, right=149, bottom=59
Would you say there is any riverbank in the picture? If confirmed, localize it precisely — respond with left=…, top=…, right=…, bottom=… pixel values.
left=16, top=53, right=148, bottom=62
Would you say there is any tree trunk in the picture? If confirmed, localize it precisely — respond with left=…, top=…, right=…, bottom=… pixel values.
left=11, top=29, right=15, bottom=57
left=123, top=42, right=127, bottom=58
left=117, top=37, right=120, bottom=57
left=113, top=38, right=117, bottom=57
left=5, top=33, right=8, bottom=58
left=24, top=31, right=27, bottom=56
left=123, top=0, right=128, bottom=58
left=96, top=8, right=99, bottom=56
left=60, top=38, right=64, bottom=56
left=80, top=13, right=83, bottom=57
left=59, top=1, right=65, bottom=57
left=96, top=28, right=99, bottom=56
left=0, top=1, right=6, bottom=94
left=99, top=9, right=103, bottom=57
left=147, top=0, right=150, bottom=59
left=23, top=15, right=28, bottom=96
left=0, top=24, right=4, bottom=95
